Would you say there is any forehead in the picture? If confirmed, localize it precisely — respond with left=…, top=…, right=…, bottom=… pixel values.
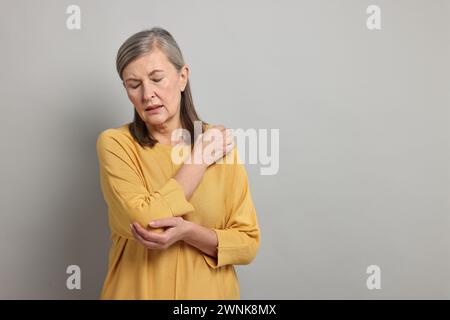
left=122, top=49, right=173, bottom=78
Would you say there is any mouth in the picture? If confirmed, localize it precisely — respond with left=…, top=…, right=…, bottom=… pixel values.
left=145, top=105, right=163, bottom=112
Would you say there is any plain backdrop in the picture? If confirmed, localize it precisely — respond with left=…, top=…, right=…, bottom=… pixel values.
left=0, top=0, right=449, bottom=299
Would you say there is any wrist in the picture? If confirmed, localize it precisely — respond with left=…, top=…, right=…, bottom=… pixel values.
left=184, top=157, right=208, bottom=173
left=181, top=220, right=195, bottom=243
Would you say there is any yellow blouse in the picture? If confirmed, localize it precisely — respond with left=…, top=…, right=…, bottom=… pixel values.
left=96, top=123, right=260, bottom=299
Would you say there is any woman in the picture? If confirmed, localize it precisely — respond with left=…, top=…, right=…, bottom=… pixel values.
left=96, top=27, right=260, bottom=299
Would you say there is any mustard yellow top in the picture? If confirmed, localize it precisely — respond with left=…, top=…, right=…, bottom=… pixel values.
left=96, top=123, right=260, bottom=299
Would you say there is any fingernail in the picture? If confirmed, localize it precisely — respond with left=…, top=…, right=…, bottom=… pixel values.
left=149, top=221, right=155, bottom=227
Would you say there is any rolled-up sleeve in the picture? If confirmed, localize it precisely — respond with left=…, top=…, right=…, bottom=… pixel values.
left=203, top=147, right=261, bottom=269
left=96, top=129, right=195, bottom=239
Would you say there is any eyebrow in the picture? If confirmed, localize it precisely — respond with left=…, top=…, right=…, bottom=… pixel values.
left=124, top=69, right=164, bottom=82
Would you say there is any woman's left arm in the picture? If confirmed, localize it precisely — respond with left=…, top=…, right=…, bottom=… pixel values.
left=183, top=221, right=218, bottom=258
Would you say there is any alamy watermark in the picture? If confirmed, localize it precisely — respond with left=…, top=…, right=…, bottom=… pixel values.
left=66, top=264, right=81, bottom=290
left=169, top=121, right=279, bottom=176
left=366, top=5, right=381, bottom=30
left=66, top=5, right=81, bottom=30
left=366, top=265, right=381, bottom=290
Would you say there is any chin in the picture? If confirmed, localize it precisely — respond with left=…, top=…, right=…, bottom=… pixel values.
left=145, top=115, right=168, bottom=126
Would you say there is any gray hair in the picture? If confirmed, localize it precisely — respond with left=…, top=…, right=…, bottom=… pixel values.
left=116, top=27, right=184, bottom=80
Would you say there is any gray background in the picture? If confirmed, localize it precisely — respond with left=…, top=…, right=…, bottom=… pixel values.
left=0, top=0, right=448, bottom=299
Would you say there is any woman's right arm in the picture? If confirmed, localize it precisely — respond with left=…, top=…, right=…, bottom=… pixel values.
left=97, top=129, right=197, bottom=238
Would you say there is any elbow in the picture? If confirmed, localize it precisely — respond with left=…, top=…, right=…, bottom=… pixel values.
left=108, top=198, right=153, bottom=237
left=233, top=233, right=260, bottom=266
left=123, top=200, right=156, bottom=228
left=241, top=238, right=260, bottom=265
left=109, top=203, right=156, bottom=239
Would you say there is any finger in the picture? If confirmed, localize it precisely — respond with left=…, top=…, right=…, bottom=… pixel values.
left=131, top=224, right=160, bottom=249
left=133, top=223, right=166, bottom=243
left=225, top=132, right=231, bottom=143
left=212, top=125, right=225, bottom=132
left=132, top=222, right=149, bottom=235
left=225, top=141, right=235, bottom=155
left=149, top=217, right=179, bottom=228
left=223, top=135, right=234, bottom=151
left=226, top=135, right=234, bottom=147
left=223, top=134, right=229, bottom=150
left=131, top=224, right=146, bottom=241
left=224, top=128, right=233, bottom=139
left=207, top=127, right=224, bottom=139
left=132, top=223, right=152, bottom=241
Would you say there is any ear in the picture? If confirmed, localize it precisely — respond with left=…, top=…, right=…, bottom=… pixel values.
left=180, top=65, right=189, bottom=92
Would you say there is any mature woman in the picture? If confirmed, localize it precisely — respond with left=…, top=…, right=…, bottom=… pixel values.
left=96, top=27, right=260, bottom=299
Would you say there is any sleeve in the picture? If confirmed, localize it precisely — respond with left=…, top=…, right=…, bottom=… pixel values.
left=203, top=146, right=261, bottom=269
left=96, top=129, right=195, bottom=239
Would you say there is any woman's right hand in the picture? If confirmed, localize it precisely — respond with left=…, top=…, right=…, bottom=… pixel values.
left=189, top=125, right=235, bottom=167
left=174, top=124, right=235, bottom=199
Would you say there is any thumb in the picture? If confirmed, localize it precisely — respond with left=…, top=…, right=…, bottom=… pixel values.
left=149, top=217, right=178, bottom=228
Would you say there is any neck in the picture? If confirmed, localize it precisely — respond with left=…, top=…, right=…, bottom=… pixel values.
left=147, top=115, right=182, bottom=146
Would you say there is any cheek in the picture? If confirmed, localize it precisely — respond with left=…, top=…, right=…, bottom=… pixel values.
left=127, top=90, right=142, bottom=106
left=159, top=82, right=179, bottom=105
left=159, top=81, right=173, bottom=98
left=165, top=90, right=181, bottom=113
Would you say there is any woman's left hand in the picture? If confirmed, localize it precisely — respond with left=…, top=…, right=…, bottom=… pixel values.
left=130, top=217, right=190, bottom=250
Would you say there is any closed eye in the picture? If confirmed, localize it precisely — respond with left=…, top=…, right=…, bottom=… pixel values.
left=127, top=78, right=163, bottom=89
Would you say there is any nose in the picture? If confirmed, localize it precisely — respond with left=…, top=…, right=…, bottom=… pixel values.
left=142, top=80, right=157, bottom=103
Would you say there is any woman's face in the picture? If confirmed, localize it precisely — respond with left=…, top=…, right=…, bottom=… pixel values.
left=122, top=48, right=188, bottom=127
